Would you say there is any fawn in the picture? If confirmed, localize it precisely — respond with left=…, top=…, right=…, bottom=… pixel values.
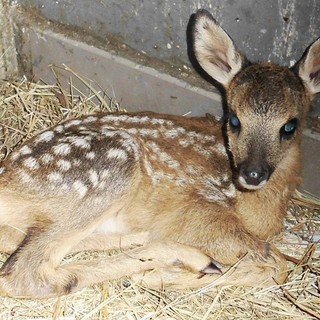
left=0, top=9, right=319, bottom=298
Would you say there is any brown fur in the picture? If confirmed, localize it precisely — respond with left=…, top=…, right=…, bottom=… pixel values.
left=0, top=9, right=319, bottom=298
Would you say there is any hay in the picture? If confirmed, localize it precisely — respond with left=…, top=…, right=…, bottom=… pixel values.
left=0, top=71, right=319, bottom=320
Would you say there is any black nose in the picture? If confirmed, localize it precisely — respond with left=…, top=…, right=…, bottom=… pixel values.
left=239, top=165, right=270, bottom=186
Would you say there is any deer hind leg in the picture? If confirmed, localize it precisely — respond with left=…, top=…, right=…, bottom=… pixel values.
left=0, top=188, right=139, bottom=298
left=0, top=215, right=101, bottom=298
left=0, top=225, right=25, bottom=254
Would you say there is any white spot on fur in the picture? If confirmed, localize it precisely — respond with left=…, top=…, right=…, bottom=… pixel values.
left=185, top=165, right=198, bottom=175
left=89, top=169, right=99, bottom=187
left=101, top=129, right=118, bottom=138
left=150, top=118, right=165, bottom=125
left=175, top=177, right=189, bottom=187
left=187, top=131, right=204, bottom=140
left=129, top=116, right=150, bottom=123
left=53, top=143, right=71, bottom=156
left=23, top=157, right=39, bottom=170
left=179, top=139, right=191, bottom=148
left=67, top=136, right=91, bottom=149
left=40, top=153, right=55, bottom=164
left=10, top=146, right=32, bottom=162
left=54, top=125, right=64, bottom=133
left=146, top=141, right=180, bottom=169
left=127, top=128, right=138, bottom=134
left=151, top=171, right=165, bottom=184
left=73, top=180, right=88, bottom=197
left=64, top=119, right=82, bottom=128
left=78, top=126, right=89, bottom=131
left=138, top=128, right=160, bottom=138
left=41, top=153, right=54, bottom=164
left=85, top=151, right=96, bottom=160
left=174, top=127, right=185, bottom=134
left=150, top=118, right=174, bottom=126
left=35, top=131, right=55, bottom=143
left=143, top=158, right=154, bottom=177
left=48, top=172, right=63, bottom=183
left=20, top=145, right=32, bottom=156
left=101, top=114, right=129, bottom=123
left=159, top=151, right=179, bottom=168
left=164, top=129, right=179, bottom=138
left=18, top=170, right=33, bottom=184
left=0, top=167, right=5, bottom=174
left=57, top=159, right=71, bottom=171
left=193, top=145, right=211, bottom=158
left=203, top=134, right=215, bottom=142
left=83, top=116, right=98, bottom=123
left=146, top=141, right=160, bottom=152
left=119, top=133, right=140, bottom=159
left=107, top=148, right=128, bottom=161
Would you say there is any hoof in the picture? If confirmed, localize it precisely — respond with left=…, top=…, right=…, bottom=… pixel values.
left=200, top=258, right=223, bottom=275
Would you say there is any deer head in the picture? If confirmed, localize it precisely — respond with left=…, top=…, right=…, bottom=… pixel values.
left=192, top=9, right=320, bottom=190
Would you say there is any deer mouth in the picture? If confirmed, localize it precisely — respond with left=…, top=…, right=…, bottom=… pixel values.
left=237, top=162, right=273, bottom=190
left=238, top=176, right=268, bottom=190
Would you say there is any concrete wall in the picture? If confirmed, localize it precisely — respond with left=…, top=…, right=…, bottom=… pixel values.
left=0, top=0, right=17, bottom=79
left=17, top=0, right=320, bottom=65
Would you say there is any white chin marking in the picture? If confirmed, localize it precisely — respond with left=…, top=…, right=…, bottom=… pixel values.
left=238, top=177, right=267, bottom=190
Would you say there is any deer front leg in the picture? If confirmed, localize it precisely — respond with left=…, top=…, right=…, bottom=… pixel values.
left=50, top=241, right=221, bottom=296
left=151, top=207, right=268, bottom=265
left=141, top=206, right=287, bottom=288
left=132, top=244, right=288, bottom=289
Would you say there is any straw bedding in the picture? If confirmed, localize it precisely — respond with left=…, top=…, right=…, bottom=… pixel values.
left=0, top=70, right=319, bottom=320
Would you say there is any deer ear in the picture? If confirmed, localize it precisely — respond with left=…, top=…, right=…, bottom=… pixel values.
left=296, top=38, right=320, bottom=94
left=192, top=9, right=247, bottom=87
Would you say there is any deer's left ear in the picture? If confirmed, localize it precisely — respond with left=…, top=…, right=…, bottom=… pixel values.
left=192, top=9, right=247, bottom=88
left=295, top=38, right=320, bottom=94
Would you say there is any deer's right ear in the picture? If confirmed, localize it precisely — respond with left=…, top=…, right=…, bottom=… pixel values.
left=192, top=10, right=247, bottom=88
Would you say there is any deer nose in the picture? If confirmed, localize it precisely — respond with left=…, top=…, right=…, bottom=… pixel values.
left=239, top=164, right=270, bottom=187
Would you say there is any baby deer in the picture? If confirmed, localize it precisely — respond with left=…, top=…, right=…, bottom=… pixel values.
left=0, top=9, right=320, bottom=298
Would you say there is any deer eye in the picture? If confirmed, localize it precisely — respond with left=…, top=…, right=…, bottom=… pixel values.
left=229, top=112, right=241, bottom=132
left=280, top=118, right=298, bottom=139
